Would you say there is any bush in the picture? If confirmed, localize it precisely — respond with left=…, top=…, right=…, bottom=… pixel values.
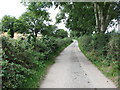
left=91, top=34, right=110, bottom=50
left=78, top=34, right=110, bottom=55
left=54, top=29, right=68, bottom=38
left=70, top=30, right=81, bottom=38
left=1, top=36, right=72, bottom=89
left=2, top=60, right=34, bottom=89
left=7, top=29, right=14, bottom=38
left=78, top=35, right=93, bottom=51
left=107, top=34, right=120, bottom=61
left=78, top=33, right=120, bottom=87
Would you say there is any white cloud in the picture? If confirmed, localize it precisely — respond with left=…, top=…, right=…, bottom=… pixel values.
left=47, top=6, right=69, bottom=31
left=0, top=0, right=27, bottom=19
left=0, top=1, right=68, bottom=31
left=57, top=22, right=69, bottom=31
left=47, top=6, right=60, bottom=25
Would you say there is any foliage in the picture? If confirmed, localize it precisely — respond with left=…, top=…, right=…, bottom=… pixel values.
left=70, top=31, right=78, bottom=38
left=18, top=2, right=51, bottom=37
left=14, top=19, right=28, bottom=33
left=78, top=35, right=93, bottom=51
left=93, top=2, right=119, bottom=33
left=1, top=2, right=52, bottom=37
left=55, top=2, right=119, bottom=35
left=1, top=15, right=16, bottom=32
left=55, top=2, right=95, bottom=35
left=7, top=29, right=14, bottom=38
left=20, top=10, right=50, bottom=37
left=41, top=25, right=57, bottom=36
left=78, top=33, right=120, bottom=86
left=2, top=60, right=34, bottom=89
left=91, top=34, right=110, bottom=51
left=54, top=29, right=68, bottom=38
left=2, top=36, right=72, bottom=89
left=1, top=15, right=16, bottom=38
left=107, top=34, right=120, bottom=61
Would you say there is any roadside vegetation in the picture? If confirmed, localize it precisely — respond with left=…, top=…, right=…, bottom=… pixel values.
left=1, top=1, right=120, bottom=89
left=0, top=2, right=72, bottom=89
left=78, top=33, right=120, bottom=87
left=56, top=2, right=120, bottom=87
left=2, top=36, right=72, bottom=88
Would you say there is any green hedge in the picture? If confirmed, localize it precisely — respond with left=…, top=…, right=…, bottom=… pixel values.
left=78, top=35, right=93, bottom=51
left=1, top=36, right=72, bottom=89
left=78, top=33, right=120, bottom=87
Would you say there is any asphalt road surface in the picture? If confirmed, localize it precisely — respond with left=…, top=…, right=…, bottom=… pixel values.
left=40, top=40, right=116, bottom=88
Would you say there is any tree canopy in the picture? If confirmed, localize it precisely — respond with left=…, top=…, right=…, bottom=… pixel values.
left=54, top=29, right=68, bottom=38
left=1, top=2, right=119, bottom=38
left=55, top=2, right=119, bottom=36
left=1, top=15, right=16, bottom=32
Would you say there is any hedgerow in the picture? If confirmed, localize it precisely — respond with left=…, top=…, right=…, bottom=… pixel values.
left=1, top=36, right=72, bottom=89
left=78, top=33, right=120, bottom=87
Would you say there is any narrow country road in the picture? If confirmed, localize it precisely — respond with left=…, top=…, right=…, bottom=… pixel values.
left=40, top=40, right=116, bottom=88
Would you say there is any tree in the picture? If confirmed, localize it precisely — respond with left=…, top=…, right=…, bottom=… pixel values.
left=20, top=11, right=44, bottom=37
left=54, top=29, right=68, bottom=38
left=1, top=15, right=16, bottom=38
left=14, top=19, right=28, bottom=33
left=1, top=15, right=16, bottom=32
left=20, top=2, right=51, bottom=37
left=93, top=2, right=119, bottom=33
left=41, top=25, right=57, bottom=36
left=55, top=2, right=95, bottom=36
left=70, top=30, right=82, bottom=38
left=55, top=2, right=119, bottom=35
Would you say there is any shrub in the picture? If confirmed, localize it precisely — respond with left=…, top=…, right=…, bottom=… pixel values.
left=91, top=34, right=110, bottom=50
left=2, top=60, right=34, bottom=88
left=107, top=34, right=120, bottom=61
left=78, top=33, right=120, bottom=87
left=78, top=35, right=93, bottom=51
left=54, top=29, right=68, bottom=38
left=7, top=29, right=14, bottom=38
left=1, top=36, right=72, bottom=89
left=70, top=30, right=81, bottom=38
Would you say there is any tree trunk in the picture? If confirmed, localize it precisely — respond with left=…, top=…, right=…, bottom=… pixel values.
left=35, top=29, right=38, bottom=37
left=93, top=3, right=111, bottom=34
left=10, top=22, right=14, bottom=38
left=35, top=32, right=37, bottom=37
left=94, top=3, right=100, bottom=33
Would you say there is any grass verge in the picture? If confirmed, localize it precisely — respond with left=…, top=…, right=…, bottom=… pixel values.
left=78, top=41, right=119, bottom=87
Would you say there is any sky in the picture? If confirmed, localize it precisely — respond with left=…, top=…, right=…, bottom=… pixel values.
left=0, top=0, right=118, bottom=32
left=47, top=5, right=69, bottom=31
left=0, top=0, right=68, bottom=31
left=0, top=0, right=27, bottom=19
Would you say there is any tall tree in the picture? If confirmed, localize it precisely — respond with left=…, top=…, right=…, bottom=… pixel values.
left=20, top=11, right=48, bottom=37
left=41, top=25, right=57, bottom=36
left=1, top=15, right=16, bottom=38
left=20, top=2, right=51, bottom=37
left=93, top=2, right=119, bottom=33
left=55, top=2, right=119, bottom=35
left=14, top=19, right=28, bottom=33
left=1, top=15, right=16, bottom=32
left=56, top=2, right=95, bottom=36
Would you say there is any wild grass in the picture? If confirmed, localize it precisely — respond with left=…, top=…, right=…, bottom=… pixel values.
left=78, top=34, right=120, bottom=87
